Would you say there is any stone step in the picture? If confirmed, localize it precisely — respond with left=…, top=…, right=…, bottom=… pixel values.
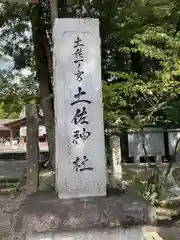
left=27, top=228, right=164, bottom=240
left=143, top=232, right=164, bottom=240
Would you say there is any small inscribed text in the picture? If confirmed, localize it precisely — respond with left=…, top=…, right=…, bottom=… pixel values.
left=74, top=70, right=84, bottom=81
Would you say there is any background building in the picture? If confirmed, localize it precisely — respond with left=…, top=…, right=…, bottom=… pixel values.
left=0, top=108, right=47, bottom=148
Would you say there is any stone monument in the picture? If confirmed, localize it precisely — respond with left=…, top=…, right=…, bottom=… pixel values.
left=11, top=18, right=157, bottom=240
left=53, top=18, right=107, bottom=199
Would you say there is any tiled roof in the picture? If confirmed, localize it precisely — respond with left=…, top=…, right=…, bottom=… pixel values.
left=0, top=119, right=18, bottom=125
left=0, top=123, right=10, bottom=131
left=1, top=114, right=44, bottom=127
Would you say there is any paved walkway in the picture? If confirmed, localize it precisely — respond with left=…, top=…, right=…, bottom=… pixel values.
left=0, top=146, right=48, bottom=153
left=0, top=161, right=27, bottom=179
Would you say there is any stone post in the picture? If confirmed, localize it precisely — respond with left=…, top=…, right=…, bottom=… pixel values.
left=26, top=104, right=39, bottom=193
left=109, top=135, right=122, bottom=188
left=156, top=154, right=162, bottom=164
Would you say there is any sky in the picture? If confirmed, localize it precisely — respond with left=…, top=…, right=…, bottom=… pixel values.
left=0, top=56, right=32, bottom=78
left=0, top=57, right=14, bottom=71
left=0, top=58, right=6, bottom=70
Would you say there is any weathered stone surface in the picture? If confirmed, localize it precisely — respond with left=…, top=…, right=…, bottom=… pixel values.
left=109, top=136, right=122, bottom=188
left=27, top=227, right=144, bottom=240
left=27, top=227, right=166, bottom=240
left=53, top=18, right=106, bottom=199
left=14, top=190, right=156, bottom=235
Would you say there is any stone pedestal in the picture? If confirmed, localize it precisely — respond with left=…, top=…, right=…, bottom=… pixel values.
left=12, top=190, right=157, bottom=239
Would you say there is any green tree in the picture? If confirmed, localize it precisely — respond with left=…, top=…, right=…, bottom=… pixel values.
left=103, top=0, right=180, bottom=130
left=1, top=0, right=180, bottom=164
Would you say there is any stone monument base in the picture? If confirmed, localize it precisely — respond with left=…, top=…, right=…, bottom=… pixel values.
left=12, top=189, right=157, bottom=239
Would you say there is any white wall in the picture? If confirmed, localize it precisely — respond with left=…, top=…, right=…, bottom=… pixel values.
left=20, top=125, right=46, bottom=137
left=168, top=129, right=180, bottom=161
left=128, top=128, right=165, bottom=162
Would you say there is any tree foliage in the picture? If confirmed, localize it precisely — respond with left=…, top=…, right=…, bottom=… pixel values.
left=102, top=0, right=180, bottom=129
left=0, top=0, right=180, bottom=130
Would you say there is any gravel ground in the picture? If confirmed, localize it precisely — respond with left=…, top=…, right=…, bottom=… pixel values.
left=0, top=192, right=28, bottom=240
left=0, top=194, right=12, bottom=239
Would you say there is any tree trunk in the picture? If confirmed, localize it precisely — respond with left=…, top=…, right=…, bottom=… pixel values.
left=30, top=3, right=55, bottom=168
left=131, top=52, right=143, bottom=74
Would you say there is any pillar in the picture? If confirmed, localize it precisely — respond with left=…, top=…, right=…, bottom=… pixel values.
left=109, top=135, right=122, bottom=188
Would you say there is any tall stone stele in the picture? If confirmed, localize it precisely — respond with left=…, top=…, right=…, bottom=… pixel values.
left=53, top=18, right=107, bottom=199
left=13, top=18, right=157, bottom=240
